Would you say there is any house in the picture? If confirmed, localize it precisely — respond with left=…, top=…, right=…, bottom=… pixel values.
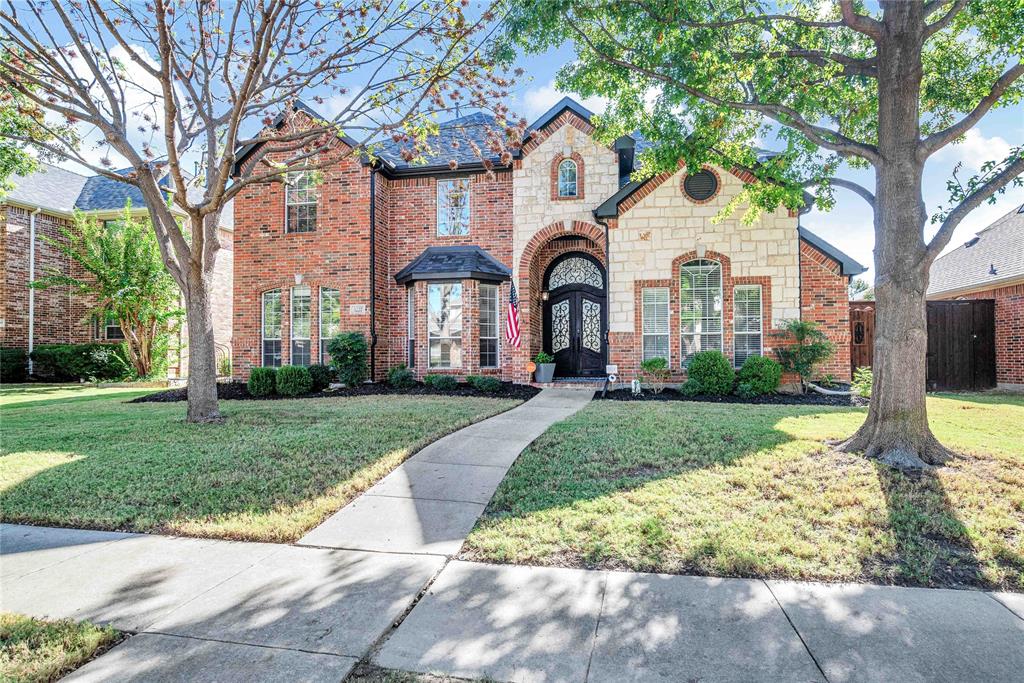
left=231, top=97, right=864, bottom=385
left=0, top=163, right=234, bottom=379
left=928, top=204, right=1024, bottom=391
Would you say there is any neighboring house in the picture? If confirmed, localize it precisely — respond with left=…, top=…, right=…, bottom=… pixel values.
left=231, top=97, right=864, bottom=385
left=928, top=204, right=1024, bottom=391
left=0, top=163, right=234, bottom=379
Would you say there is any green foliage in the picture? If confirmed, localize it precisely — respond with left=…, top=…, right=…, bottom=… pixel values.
left=326, top=332, right=368, bottom=387
left=218, top=354, right=233, bottom=378
left=424, top=374, right=458, bottom=391
left=307, top=364, right=335, bottom=392
left=639, top=356, right=671, bottom=394
left=1, top=348, right=27, bottom=382
left=685, top=351, right=735, bottom=396
left=534, top=351, right=554, bottom=364
left=31, top=205, right=181, bottom=379
left=29, top=343, right=129, bottom=381
left=276, top=365, right=313, bottom=396
left=247, top=367, right=276, bottom=397
left=679, top=378, right=702, bottom=397
left=736, top=355, right=782, bottom=396
left=387, top=364, right=417, bottom=389
left=775, top=320, right=836, bottom=391
left=467, top=374, right=503, bottom=393
left=853, top=366, right=874, bottom=398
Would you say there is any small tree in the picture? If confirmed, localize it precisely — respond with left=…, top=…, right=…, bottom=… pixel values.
left=327, top=332, right=369, bottom=387
left=776, top=321, right=836, bottom=393
left=31, top=205, right=181, bottom=379
left=848, top=278, right=874, bottom=301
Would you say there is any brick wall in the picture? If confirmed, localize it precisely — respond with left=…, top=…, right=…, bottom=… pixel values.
left=799, top=240, right=852, bottom=381
left=952, top=282, right=1024, bottom=389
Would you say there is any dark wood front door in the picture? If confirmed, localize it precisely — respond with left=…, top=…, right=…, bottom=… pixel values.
left=542, top=253, right=606, bottom=377
left=926, top=300, right=996, bottom=391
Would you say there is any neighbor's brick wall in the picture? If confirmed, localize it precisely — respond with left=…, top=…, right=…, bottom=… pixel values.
left=799, top=240, right=851, bottom=381
left=950, top=282, right=1024, bottom=388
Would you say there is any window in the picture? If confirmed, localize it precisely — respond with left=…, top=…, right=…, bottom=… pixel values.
left=285, top=170, right=317, bottom=233
left=262, top=290, right=282, bottom=367
left=320, top=287, right=340, bottom=363
left=479, top=283, right=499, bottom=368
left=427, top=282, right=462, bottom=368
left=557, top=159, right=578, bottom=197
left=94, top=311, right=124, bottom=340
left=437, top=178, right=470, bottom=236
left=291, top=285, right=311, bottom=366
left=733, top=285, right=763, bottom=367
left=642, top=287, right=670, bottom=362
left=407, top=286, right=416, bottom=367
left=679, top=259, right=723, bottom=363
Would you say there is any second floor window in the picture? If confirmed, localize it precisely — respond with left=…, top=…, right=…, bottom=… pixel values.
left=557, top=159, right=578, bottom=197
left=285, top=170, right=317, bottom=233
left=437, top=178, right=470, bottom=236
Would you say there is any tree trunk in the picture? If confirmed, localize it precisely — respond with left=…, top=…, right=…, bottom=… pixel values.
left=183, top=263, right=222, bottom=423
left=838, top=2, right=952, bottom=469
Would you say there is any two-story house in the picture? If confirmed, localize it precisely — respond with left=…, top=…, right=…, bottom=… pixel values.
left=231, top=97, right=864, bottom=385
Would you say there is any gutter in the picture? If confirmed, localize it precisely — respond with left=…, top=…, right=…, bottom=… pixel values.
left=28, top=207, right=41, bottom=375
left=369, top=168, right=378, bottom=381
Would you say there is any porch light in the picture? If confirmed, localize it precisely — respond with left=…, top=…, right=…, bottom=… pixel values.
left=294, top=273, right=304, bottom=285
left=541, top=291, right=550, bottom=302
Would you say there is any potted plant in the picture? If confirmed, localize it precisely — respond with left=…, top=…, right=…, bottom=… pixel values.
left=533, top=351, right=556, bottom=383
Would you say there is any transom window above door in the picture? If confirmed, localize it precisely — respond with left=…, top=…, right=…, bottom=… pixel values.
left=547, top=256, right=603, bottom=290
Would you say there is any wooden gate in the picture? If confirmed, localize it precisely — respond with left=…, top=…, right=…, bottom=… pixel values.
left=848, top=299, right=996, bottom=391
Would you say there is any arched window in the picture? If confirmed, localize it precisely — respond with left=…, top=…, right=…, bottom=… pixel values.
left=547, top=256, right=603, bottom=290
left=557, top=158, right=578, bottom=197
left=679, top=259, right=723, bottom=363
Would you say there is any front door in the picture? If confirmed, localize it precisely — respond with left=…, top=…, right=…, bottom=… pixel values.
left=542, top=254, right=606, bottom=377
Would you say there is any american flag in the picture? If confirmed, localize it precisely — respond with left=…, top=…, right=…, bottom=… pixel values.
left=506, top=281, right=521, bottom=348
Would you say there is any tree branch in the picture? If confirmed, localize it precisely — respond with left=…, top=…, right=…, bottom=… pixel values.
left=839, top=0, right=882, bottom=39
left=924, top=0, right=970, bottom=37
left=803, top=177, right=876, bottom=207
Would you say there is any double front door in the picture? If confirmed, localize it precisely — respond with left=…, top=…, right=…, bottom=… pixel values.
left=542, top=254, right=606, bottom=377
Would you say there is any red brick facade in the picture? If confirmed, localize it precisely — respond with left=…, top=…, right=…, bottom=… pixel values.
left=946, top=282, right=1024, bottom=388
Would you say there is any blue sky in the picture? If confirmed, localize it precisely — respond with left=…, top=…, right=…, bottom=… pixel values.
left=503, top=43, right=1024, bottom=284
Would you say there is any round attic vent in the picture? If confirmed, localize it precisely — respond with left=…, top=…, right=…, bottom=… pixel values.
left=683, top=169, right=719, bottom=202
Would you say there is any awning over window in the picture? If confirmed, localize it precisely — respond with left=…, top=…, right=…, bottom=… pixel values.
left=395, top=245, right=511, bottom=285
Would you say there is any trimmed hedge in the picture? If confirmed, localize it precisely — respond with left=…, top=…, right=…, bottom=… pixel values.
left=423, top=374, right=458, bottom=391
left=1, top=348, right=27, bottom=383
left=276, top=365, right=313, bottom=396
left=467, top=375, right=502, bottom=393
left=29, top=343, right=130, bottom=381
left=247, top=367, right=276, bottom=396
left=736, top=355, right=782, bottom=396
left=685, top=350, right=734, bottom=396
left=308, top=364, right=336, bottom=392
left=327, top=332, right=369, bottom=387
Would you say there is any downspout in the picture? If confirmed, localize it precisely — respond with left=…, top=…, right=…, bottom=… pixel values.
left=369, top=167, right=378, bottom=381
left=28, top=207, right=42, bottom=375
left=594, top=212, right=611, bottom=396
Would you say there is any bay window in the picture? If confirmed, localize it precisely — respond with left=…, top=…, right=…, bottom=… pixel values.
left=427, top=282, right=462, bottom=368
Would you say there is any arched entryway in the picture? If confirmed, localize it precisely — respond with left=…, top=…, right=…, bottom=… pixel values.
left=542, top=252, right=607, bottom=377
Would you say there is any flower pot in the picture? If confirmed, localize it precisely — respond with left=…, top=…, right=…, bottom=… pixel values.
left=534, top=363, right=556, bottom=383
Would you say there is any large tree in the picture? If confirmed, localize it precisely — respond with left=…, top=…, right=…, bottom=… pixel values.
left=502, top=0, right=1024, bottom=467
left=1, top=0, right=513, bottom=422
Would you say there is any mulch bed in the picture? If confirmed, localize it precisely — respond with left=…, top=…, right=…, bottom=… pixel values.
left=598, top=386, right=868, bottom=407
left=130, top=380, right=541, bottom=403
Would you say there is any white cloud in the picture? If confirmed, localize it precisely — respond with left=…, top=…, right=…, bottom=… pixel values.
left=520, top=79, right=607, bottom=120
left=932, top=128, right=1012, bottom=173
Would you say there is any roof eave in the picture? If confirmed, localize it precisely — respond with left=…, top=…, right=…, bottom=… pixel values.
left=798, top=226, right=867, bottom=277
left=926, top=274, right=1024, bottom=300
left=394, top=269, right=510, bottom=285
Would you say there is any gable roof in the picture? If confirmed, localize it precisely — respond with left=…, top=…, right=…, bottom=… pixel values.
left=798, top=226, right=867, bottom=277
left=927, top=204, right=1024, bottom=297
left=394, top=245, right=510, bottom=284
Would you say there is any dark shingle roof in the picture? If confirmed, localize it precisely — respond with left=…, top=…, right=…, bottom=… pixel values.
left=394, top=245, right=510, bottom=284
left=74, top=172, right=149, bottom=211
left=928, top=204, right=1024, bottom=296
left=377, top=112, right=502, bottom=172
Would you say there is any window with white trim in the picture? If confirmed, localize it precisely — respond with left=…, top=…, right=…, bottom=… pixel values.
left=642, top=287, right=670, bottom=362
left=437, top=178, right=470, bottom=236
left=319, top=287, right=340, bottom=363
left=291, top=285, right=311, bottom=366
left=557, top=159, right=578, bottom=197
left=262, top=290, right=282, bottom=367
left=427, top=282, right=462, bottom=368
left=679, top=259, right=723, bottom=363
left=733, top=285, right=763, bottom=367
left=479, top=283, right=499, bottom=368
left=285, top=170, right=317, bottom=233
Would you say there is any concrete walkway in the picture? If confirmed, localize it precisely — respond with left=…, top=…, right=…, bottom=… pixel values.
left=298, top=388, right=594, bottom=555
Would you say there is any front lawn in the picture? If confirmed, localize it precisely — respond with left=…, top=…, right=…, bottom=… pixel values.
left=0, top=612, right=122, bottom=682
left=0, top=387, right=519, bottom=541
left=462, top=394, right=1024, bottom=590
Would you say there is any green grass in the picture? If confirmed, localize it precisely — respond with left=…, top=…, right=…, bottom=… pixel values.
left=462, top=393, right=1024, bottom=590
left=0, top=386, right=518, bottom=542
left=0, top=383, right=158, bottom=408
left=0, top=612, right=122, bottom=682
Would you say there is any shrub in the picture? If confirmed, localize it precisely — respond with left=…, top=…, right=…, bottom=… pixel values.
left=852, top=366, right=873, bottom=398
left=534, top=351, right=554, bottom=364
left=29, top=343, right=130, bottom=381
left=639, top=357, right=671, bottom=394
left=1, top=348, right=27, bottom=383
left=387, top=363, right=416, bottom=389
left=326, top=332, right=368, bottom=387
left=735, top=382, right=758, bottom=400
left=424, top=374, right=458, bottom=391
left=679, top=378, right=703, bottom=397
left=736, top=355, right=782, bottom=396
left=276, top=365, right=313, bottom=396
left=685, top=350, right=734, bottom=395
left=247, top=367, right=276, bottom=396
left=775, top=320, right=835, bottom=392
left=308, top=364, right=335, bottom=392
left=467, top=375, right=502, bottom=393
